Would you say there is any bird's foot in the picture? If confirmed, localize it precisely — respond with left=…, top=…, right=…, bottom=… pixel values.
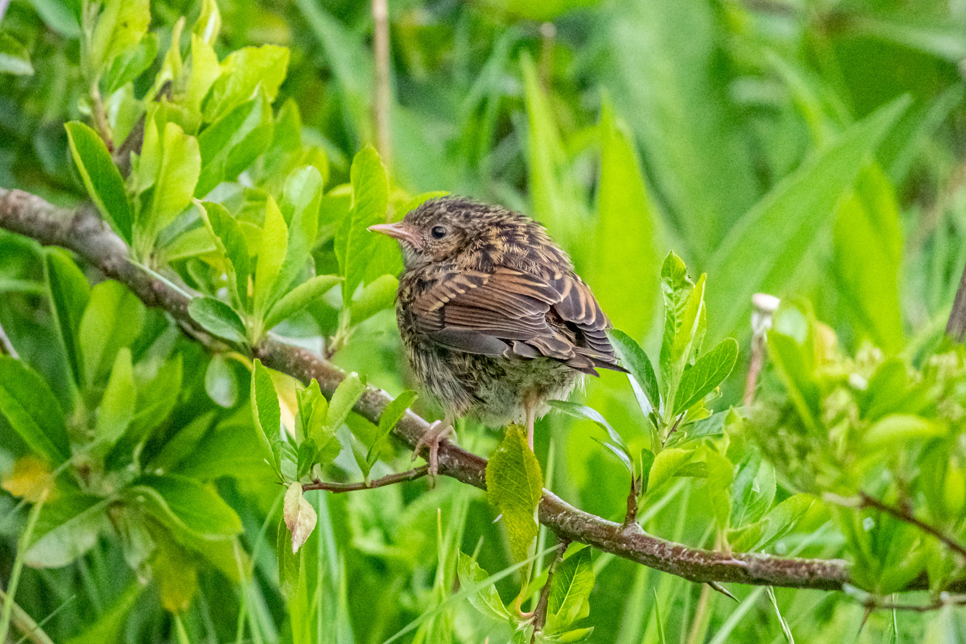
left=412, top=420, right=454, bottom=484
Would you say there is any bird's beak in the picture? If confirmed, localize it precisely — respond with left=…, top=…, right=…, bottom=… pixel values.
left=368, top=222, right=422, bottom=249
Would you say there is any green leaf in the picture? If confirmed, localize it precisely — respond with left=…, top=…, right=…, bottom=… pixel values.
left=546, top=548, right=594, bottom=634
left=594, top=100, right=662, bottom=337
left=666, top=273, right=706, bottom=407
left=486, top=424, right=544, bottom=562
left=863, top=414, right=945, bottom=448
left=185, top=34, right=221, bottom=115
left=141, top=122, right=201, bottom=247
left=0, top=357, right=69, bottom=463
left=276, top=516, right=301, bottom=599
left=767, top=331, right=820, bottom=432
left=192, top=0, right=221, bottom=45
left=335, top=145, right=390, bottom=301
left=646, top=448, right=695, bottom=494
left=608, top=328, right=660, bottom=415
left=250, top=360, right=282, bottom=476
left=203, top=45, right=290, bottom=123
left=45, top=249, right=91, bottom=387
left=456, top=552, right=513, bottom=622
left=65, top=581, right=143, bottom=644
left=25, top=494, right=108, bottom=568
left=94, top=348, right=135, bottom=450
left=65, top=121, right=133, bottom=243
left=832, top=165, right=904, bottom=354
left=658, top=252, right=694, bottom=391
left=756, top=494, right=815, bottom=551
left=269, top=166, right=326, bottom=306
left=548, top=400, right=632, bottom=473
left=705, top=96, right=910, bottom=342
left=78, top=280, right=146, bottom=386
left=601, top=0, right=757, bottom=261
left=204, top=354, right=238, bottom=408
left=673, top=338, right=738, bottom=415
left=325, top=372, right=366, bottom=435
left=253, top=195, right=289, bottom=318
left=521, top=52, right=583, bottom=253
left=195, top=91, right=274, bottom=197
left=86, top=0, right=150, bottom=77
left=199, top=201, right=251, bottom=311
left=704, top=449, right=733, bottom=534
left=188, top=296, right=247, bottom=344
left=366, top=390, right=417, bottom=469
left=0, top=33, right=34, bottom=76
left=348, top=274, right=398, bottom=326
left=104, top=32, right=157, bottom=93
left=129, top=474, right=243, bottom=538
left=148, top=411, right=217, bottom=473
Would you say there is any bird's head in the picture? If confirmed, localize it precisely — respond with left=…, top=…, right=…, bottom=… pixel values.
left=368, top=196, right=494, bottom=270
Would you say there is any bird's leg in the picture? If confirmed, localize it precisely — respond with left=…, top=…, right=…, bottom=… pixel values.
left=412, top=413, right=455, bottom=483
left=525, top=394, right=537, bottom=451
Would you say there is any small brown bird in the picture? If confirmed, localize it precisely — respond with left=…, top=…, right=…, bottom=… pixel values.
left=370, top=196, right=625, bottom=476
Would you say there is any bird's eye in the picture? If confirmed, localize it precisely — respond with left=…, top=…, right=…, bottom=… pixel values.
left=431, top=225, right=447, bottom=239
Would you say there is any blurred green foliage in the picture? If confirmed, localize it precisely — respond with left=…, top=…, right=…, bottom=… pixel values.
left=1, top=0, right=966, bottom=642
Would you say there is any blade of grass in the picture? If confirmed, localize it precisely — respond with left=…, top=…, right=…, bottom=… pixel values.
left=0, top=491, right=47, bottom=643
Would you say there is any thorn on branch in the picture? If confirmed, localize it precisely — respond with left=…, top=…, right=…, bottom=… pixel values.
left=302, top=465, right=429, bottom=493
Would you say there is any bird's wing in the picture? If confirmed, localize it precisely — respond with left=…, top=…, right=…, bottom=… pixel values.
left=412, top=267, right=624, bottom=375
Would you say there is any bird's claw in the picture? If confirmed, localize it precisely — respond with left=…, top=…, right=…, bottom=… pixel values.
left=412, top=420, right=453, bottom=485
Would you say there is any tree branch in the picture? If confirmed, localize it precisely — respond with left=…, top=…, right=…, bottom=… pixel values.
left=852, top=492, right=966, bottom=560
left=1, top=186, right=962, bottom=595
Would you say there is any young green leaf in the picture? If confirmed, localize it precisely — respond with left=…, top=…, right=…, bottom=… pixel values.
left=646, top=448, right=695, bottom=494
left=45, top=249, right=91, bottom=387
left=187, top=296, right=247, bottom=344
left=204, top=354, right=238, bottom=408
left=546, top=548, right=594, bottom=634
left=325, top=372, right=366, bottom=435
left=65, top=121, right=133, bottom=243
left=86, top=0, right=150, bottom=78
left=192, top=0, right=221, bottom=45
left=608, top=329, right=661, bottom=415
left=195, top=91, right=274, bottom=197
left=485, top=424, right=544, bottom=562
left=348, top=274, right=398, bottom=326
left=276, top=516, right=302, bottom=599
left=142, top=122, right=201, bottom=245
left=335, top=145, right=389, bottom=301
left=253, top=195, right=289, bottom=318
left=283, top=481, right=317, bottom=553
left=250, top=359, right=282, bottom=475
left=456, top=552, right=513, bottom=623
left=658, top=252, right=693, bottom=388
left=366, top=390, right=417, bottom=469
left=104, top=32, right=158, bottom=93
left=264, top=274, right=341, bottom=331
left=199, top=201, right=251, bottom=310
left=203, top=45, right=290, bottom=122
left=0, top=357, right=70, bottom=463
left=672, top=338, right=738, bottom=415
left=94, top=348, right=136, bottom=450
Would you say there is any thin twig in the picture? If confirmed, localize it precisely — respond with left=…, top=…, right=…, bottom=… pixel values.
left=859, top=593, right=966, bottom=613
left=6, top=187, right=966, bottom=594
left=371, top=0, right=392, bottom=174
left=532, top=540, right=569, bottom=639
left=302, top=465, right=428, bottom=493
left=856, top=491, right=966, bottom=560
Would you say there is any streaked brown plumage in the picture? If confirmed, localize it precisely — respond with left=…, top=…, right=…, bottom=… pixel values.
left=370, top=196, right=625, bottom=476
